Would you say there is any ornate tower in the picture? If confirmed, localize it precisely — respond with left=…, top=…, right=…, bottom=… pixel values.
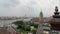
left=50, top=6, right=60, bottom=31
left=53, top=6, right=60, bottom=18
left=36, top=11, right=44, bottom=34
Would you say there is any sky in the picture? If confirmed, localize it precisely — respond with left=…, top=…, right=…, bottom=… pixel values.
left=0, top=0, right=60, bottom=17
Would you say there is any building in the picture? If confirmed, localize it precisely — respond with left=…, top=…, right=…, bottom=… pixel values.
left=0, top=27, right=17, bottom=34
left=49, top=6, right=60, bottom=34
left=31, top=18, right=40, bottom=24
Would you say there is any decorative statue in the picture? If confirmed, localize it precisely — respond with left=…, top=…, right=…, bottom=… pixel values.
left=55, top=6, right=58, bottom=12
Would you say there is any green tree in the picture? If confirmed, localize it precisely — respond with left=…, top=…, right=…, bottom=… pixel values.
left=30, top=23, right=34, bottom=26
left=12, top=21, right=25, bottom=29
left=24, top=25, right=31, bottom=31
left=34, top=24, right=39, bottom=28
left=30, top=23, right=39, bottom=28
left=31, top=28, right=37, bottom=34
left=13, top=21, right=25, bottom=25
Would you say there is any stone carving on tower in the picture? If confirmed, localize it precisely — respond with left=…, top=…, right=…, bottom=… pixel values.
left=50, top=6, right=60, bottom=31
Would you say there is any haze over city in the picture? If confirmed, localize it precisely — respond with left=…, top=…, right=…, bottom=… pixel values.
left=0, top=0, right=60, bottom=17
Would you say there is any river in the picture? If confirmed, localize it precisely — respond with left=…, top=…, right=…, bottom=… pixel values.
left=0, top=18, right=31, bottom=27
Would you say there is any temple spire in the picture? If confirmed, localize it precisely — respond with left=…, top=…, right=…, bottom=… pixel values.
left=55, top=6, right=58, bottom=12
left=54, top=6, right=59, bottom=15
left=53, top=6, right=60, bottom=18
left=36, top=11, right=44, bottom=34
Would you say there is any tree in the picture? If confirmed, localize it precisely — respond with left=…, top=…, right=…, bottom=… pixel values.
left=30, top=23, right=39, bottom=28
left=34, top=24, right=39, bottom=28
left=13, top=21, right=31, bottom=31
left=13, top=21, right=25, bottom=25
left=31, top=28, right=37, bottom=34
left=12, top=21, right=25, bottom=29
left=30, top=23, right=34, bottom=26
left=23, top=25, right=31, bottom=31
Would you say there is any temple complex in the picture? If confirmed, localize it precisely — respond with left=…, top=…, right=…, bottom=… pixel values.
left=50, top=6, right=60, bottom=31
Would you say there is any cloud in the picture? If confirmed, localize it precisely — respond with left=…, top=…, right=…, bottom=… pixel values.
left=0, top=0, right=20, bottom=8
left=0, top=0, right=60, bottom=17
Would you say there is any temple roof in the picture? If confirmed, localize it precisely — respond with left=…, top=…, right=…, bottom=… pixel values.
left=50, top=6, right=60, bottom=23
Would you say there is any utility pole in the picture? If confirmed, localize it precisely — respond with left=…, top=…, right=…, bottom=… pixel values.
left=36, top=11, right=44, bottom=34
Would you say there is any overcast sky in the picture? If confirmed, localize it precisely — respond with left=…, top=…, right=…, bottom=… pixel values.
left=0, top=0, right=60, bottom=17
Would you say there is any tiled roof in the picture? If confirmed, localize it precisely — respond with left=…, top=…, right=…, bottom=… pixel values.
left=31, top=18, right=51, bottom=22
left=31, top=18, right=40, bottom=22
left=0, top=27, right=10, bottom=34
left=0, top=27, right=17, bottom=34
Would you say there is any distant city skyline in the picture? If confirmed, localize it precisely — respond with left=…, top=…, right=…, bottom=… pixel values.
left=0, top=0, right=60, bottom=17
